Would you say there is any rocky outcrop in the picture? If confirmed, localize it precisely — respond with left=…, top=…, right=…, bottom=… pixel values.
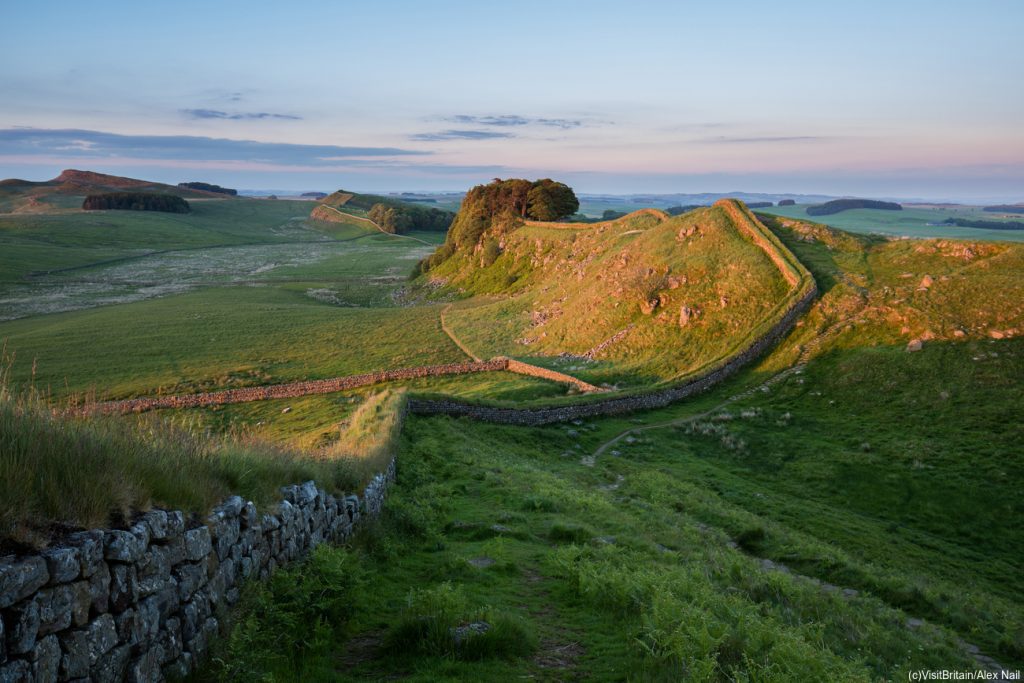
left=0, top=462, right=396, bottom=682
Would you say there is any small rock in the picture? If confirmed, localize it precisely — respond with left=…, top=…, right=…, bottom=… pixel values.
left=451, top=621, right=490, bottom=646
left=468, top=557, right=495, bottom=568
left=906, top=339, right=923, bottom=352
left=281, top=407, right=292, bottom=414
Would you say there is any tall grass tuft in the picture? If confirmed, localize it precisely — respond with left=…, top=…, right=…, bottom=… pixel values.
left=0, top=377, right=374, bottom=547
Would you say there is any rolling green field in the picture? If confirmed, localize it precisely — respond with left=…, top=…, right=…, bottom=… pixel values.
left=0, top=198, right=473, bottom=401
left=758, top=203, right=1024, bottom=242
left=199, top=337, right=1022, bottom=681
left=1, top=189, right=1021, bottom=680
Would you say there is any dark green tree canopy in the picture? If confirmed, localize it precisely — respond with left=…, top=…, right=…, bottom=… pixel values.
left=525, top=179, right=580, bottom=221
left=419, top=178, right=579, bottom=274
left=82, top=192, right=190, bottom=213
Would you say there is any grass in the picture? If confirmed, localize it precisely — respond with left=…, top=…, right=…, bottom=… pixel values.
left=203, top=336, right=1021, bottom=680
left=0, top=387, right=360, bottom=548
left=0, top=287, right=468, bottom=400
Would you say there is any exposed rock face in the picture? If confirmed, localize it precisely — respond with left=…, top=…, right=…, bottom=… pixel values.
left=679, top=305, right=699, bottom=328
left=0, top=460, right=396, bottom=682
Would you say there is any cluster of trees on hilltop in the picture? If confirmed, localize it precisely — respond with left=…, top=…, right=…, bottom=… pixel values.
left=417, top=178, right=579, bottom=274
left=746, top=201, right=774, bottom=209
left=807, top=198, right=902, bottom=216
left=457, top=178, right=578, bottom=222
left=82, top=193, right=190, bottom=213
left=778, top=199, right=796, bottom=206
left=178, top=182, right=237, bottom=196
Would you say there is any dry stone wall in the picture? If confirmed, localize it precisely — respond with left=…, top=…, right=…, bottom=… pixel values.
left=0, top=460, right=396, bottom=683
left=503, top=359, right=601, bottom=392
left=408, top=283, right=818, bottom=425
left=81, top=362, right=509, bottom=416
left=79, top=358, right=597, bottom=417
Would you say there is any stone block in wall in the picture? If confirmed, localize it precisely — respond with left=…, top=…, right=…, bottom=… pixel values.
left=85, top=614, right=118, bottom=666
left=104, top=531, right=144, bottom=564
left=91, top=642, right=130, bottom=683
left=68, top=531, right=104, bottom=579
left=260, top=514, right=280, bottom=532
left=0, top=658, right=30, bottom=681
left=241, top=501, right=258, bottom=530
left=166, top=513, right=185, bottom=541
left=172, top=563, right=205, bottom=603
left=40, top=547, right=80, bottom=585
left=182, top=528, right=211, bottom=562
left=128, top=643, right=164, bottom=683
left=109, top=564, right=139, bottom=613
left=69, top=580, right=91, bottom=627
left=0, top=556, right=49, bottom=609
left=30, top=633, right=60, bottom=683
left=36, top=585, right=74, bottom=635
left=137, top=547, right=172, bottom=598
left=157, top=617, right=182, bottom=666
left=88, top=561, right=111, bottom=615
left=6, top=598, right=40, bottom=655
left=141, top=511, right=169, bottom=542
left=209, top=517, right=240, bottom=563
left=58, top=627, right=90, bottom=679
left=116, top=607, right=144, bottom=649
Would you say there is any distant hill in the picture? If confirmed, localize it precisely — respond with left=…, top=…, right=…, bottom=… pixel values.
left=0, top=169, right=229, bottom=214
left=178, top=181, right=237, bottom=196
left=301, top=191, right=328, bottom=199
left=806, top=198, right=902, bottom=216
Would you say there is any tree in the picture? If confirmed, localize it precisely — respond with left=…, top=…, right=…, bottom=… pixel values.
left=525, top=179, right=579, bottom=221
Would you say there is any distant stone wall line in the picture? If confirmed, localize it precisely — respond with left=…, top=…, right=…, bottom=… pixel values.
left=75, top=361, right=508, bottom=416
left=73, top=356, right=599, bottom=416
left=714, top=199, right=803, bottom=288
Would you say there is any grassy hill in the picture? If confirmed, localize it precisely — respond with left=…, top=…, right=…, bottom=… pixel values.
left=419, top=199, right=808, bottom=389
left=0, top=169, right=227, bottom=213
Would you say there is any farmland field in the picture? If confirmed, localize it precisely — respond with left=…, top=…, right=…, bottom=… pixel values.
left=758, top=203, right=1024, bottom=242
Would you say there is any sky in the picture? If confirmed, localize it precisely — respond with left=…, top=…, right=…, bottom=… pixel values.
left=1, top=0, right=1022, bottom=201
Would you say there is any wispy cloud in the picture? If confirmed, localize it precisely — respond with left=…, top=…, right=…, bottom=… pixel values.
left=181, top=108, right=302, bottom=121
left=449, top=114, right=582, bottom=129
left=410, top=129, right=515, bottom=141
left=699, top=135, right=827, bottom=144
left=0, top=128, right=429, bottom=166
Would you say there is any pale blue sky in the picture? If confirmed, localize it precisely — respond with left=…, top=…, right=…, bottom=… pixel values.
left=1, top=0, right=1022, bottom=200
